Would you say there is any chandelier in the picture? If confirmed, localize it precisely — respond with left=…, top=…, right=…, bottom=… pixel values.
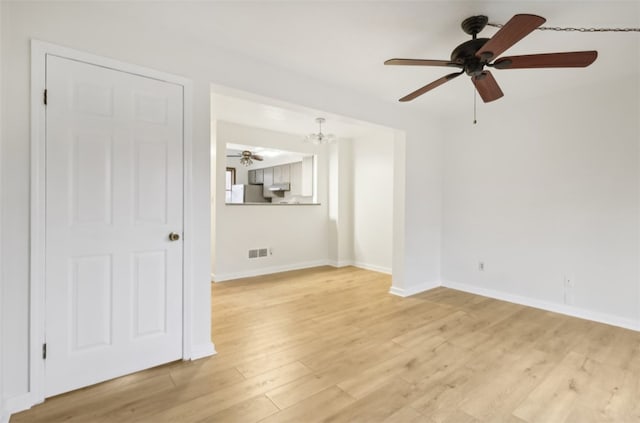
left=305, top=117, right=336, bottom=144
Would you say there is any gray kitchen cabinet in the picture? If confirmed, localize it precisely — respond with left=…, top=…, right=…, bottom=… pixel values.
left=301, top=156, right=313, bottom=196
left=262, top=167, right=274, bottom=198
left=289, top=162, right=302, bottom=196
left=273, top=164, right=290, bottom=184
left=248, top=168, right=264, bottom=185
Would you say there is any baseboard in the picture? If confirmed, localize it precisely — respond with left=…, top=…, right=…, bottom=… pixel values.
left=442, top=280, right=640, bottom=332
left=1, top=341, right=217, bottom=423
left=352, top=261, right=392, bottom=275
left=189, top=342, right=217, bottom=360
left=327, top=260, right=353, bottom=268
left=212, top=260, right=329, bottom=282
left=389, top=280, right=440, bottom=297
left=4, top=393, right=38, bottom=421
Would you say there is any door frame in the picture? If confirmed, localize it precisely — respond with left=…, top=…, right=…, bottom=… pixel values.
left=29, top=40, right=195, bottom=406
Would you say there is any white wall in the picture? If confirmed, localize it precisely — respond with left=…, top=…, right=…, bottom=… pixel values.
left=1, top=1, right=442, bottom=414
left=215, top=121, right=396, bottom=278
left=352, top=133, right=394, bottom=273
left=328, top=138, right=354, bottom=267
left=441, top=74, right=640, bottom=329
left=213, top=121, right=331, bottom=280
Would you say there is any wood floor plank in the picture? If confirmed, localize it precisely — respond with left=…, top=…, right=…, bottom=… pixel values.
left=134, top=361, right=311, bottom=422
left=196, top=395, right=279, bottom=423
left=12, top=266, right=640, bottom=423
left=459, top=349, right=556, bottom=421
left=324, top=377, right=423, bottom=423
left=512, top=351, right=596, bottom=422
left=259, top=386, right=355, bottom=423
left=381, top=406, right=425, bottom=423
left=267, top=340, right=406, bottom=409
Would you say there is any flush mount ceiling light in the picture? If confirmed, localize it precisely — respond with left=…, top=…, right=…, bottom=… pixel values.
left=305, top=117, right=336, bottom=145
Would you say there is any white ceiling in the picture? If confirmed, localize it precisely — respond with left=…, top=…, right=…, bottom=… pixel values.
left=211, top=91, right=394, bottom=138
left=193, top=1, right=639, bottom=131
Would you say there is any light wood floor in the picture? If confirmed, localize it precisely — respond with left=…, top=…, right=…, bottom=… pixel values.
left=13, top=266, right=640, bottom=422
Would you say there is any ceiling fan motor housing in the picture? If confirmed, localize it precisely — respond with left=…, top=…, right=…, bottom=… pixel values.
left=451, top=38, right=490, bottom=76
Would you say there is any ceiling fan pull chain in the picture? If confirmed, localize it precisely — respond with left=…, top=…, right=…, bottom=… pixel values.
left=473, top=87, right=477, bottom=125
left=488, top=22, right=640, bottom=32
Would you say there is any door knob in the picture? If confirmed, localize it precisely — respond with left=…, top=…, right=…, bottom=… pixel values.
left=169, top=232, right=180, bottom=241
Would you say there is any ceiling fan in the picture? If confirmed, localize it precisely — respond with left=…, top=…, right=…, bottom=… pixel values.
left=385, top=14, right=598, bottom=103
left=226, top=150, right=264, bottom=166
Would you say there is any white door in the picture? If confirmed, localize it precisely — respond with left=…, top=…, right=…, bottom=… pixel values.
left=45, top=54, right=184, bottom=397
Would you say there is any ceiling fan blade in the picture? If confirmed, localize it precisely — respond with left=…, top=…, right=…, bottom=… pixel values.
left=399, top=71, right=463, bottom=102
left=493, top=51, right=598, bottom=69
left=251, top=155, right=264, bottom=161
left=226, top=154, right=241, bottom=158
left=472, top=71, right=504, bottom=103
left=476, top=14, right=546, bottom=61
left=385, top=58, right=461, bottom=68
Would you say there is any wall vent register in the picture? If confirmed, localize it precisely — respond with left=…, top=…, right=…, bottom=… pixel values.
left=248, top=248, right=270, bottom=259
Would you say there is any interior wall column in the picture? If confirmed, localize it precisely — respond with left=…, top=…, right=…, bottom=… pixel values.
left=327, top=138, right=354, bottom=267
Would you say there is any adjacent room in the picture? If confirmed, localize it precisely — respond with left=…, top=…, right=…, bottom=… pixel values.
left=1, top=1, right=639, bottom=422
left=210, top=91, right=396, bottom=281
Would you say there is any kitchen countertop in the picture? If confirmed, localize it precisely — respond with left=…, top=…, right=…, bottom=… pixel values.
left=226, top=202, right=322, bottom=206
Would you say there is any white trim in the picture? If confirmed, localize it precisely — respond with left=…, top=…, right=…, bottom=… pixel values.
left=212, top=260, right=393, bottom=283
left=29, top=40, right=196, bottom=411
left=181, top=78, right=194, bottom=360
left=29, top=38, right=48, bottom=410
left=4, top=393, right=35, bottom=419
left=389, top=280, right=440, bottom=297
left=442, top=280, right=640, bottom=332
left=327, top=260, right=353, bottom=268
left=0, top=1, right=4, bottom=418
left=352, top=261, right=392, bottom=275
left=213, top=260, right=329, bottom=282
left=190, top=342, right=217, bottom=360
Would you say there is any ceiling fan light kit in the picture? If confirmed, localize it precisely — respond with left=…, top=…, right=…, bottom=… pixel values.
left=240, top=150, right=253, bottom=166
left=385, top=13, right=598, bottom=104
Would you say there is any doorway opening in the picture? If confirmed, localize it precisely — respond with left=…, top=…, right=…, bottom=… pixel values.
left=209, top=87, right=401, bottom=283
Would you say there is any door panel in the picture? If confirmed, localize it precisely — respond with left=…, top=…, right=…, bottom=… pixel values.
left=71, top=132, right=113, bottom=225
left=45, top=54, right=184, bottom=397
left=71, top=255, right=113, bottom=350
left=133, top=251, right=168, bottom=337
left=134, top=139, right=168, bottom=224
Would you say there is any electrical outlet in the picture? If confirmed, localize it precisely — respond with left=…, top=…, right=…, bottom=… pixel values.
left=269, top=247, right=273, bottom=256
left=478, top=262, right=485, bottom=271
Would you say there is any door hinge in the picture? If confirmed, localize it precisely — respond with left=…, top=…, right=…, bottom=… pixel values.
left=42, top=343, right=47, bottom=360
left=43, top=89, right=48, bottom=105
